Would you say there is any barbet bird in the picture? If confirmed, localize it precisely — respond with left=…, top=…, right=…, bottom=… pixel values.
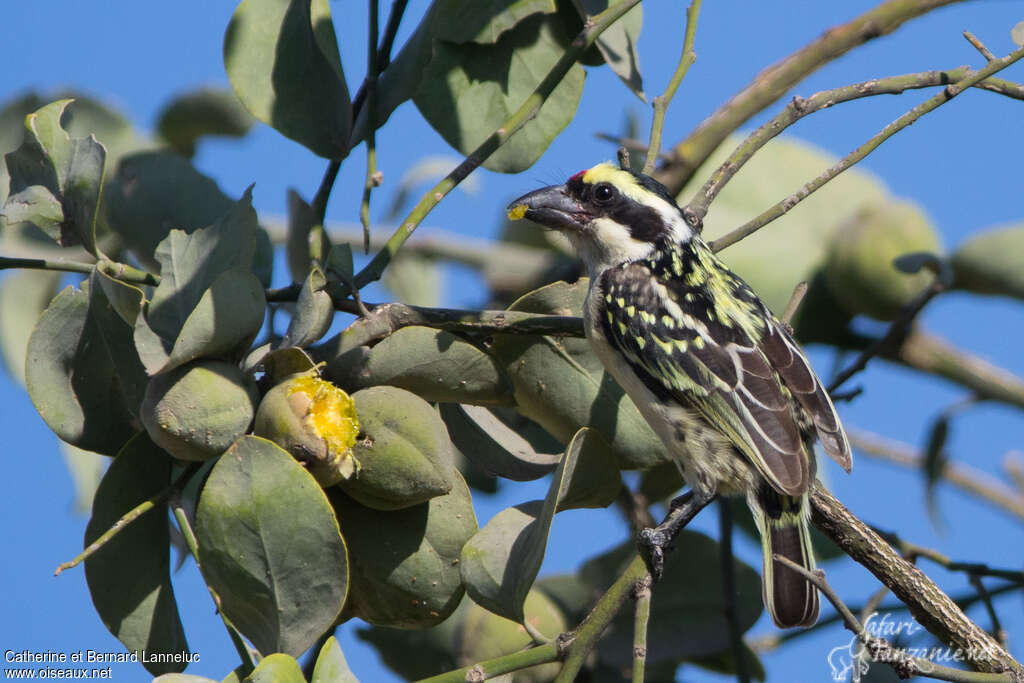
left=507, top=162, right=852, bottom=628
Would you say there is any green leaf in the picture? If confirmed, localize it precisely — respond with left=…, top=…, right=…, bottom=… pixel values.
left=688, top=641, right=766, bottom=681
left=157, top=87, right=253, bottom=157
left=339, top=385, right=458, bottom=510
left=330, top=471, right=477, bottom=628
left=26, top=277, right=142, bottom=455
left=583, top=533, right=762, bottom=666
left=285, top=189, right=318, bottom=283
left=951, top=223, right=1024, bottom=301
left=922, top=413, right=950, bottom=526
left=439, top=402, right=559, bottom=481
left=490, top=279, right=670, bottom=469
left=84, top=433, right=188, bottom=676
left=259, top=346, right=318, bottom=384
left=349, top=1, right=556, bottom=145
left=569, top=0, right=644, bottom=100
left=327, top=326, right=510, bottom=405
left=195, top=436, right=349, bottom=657
left=311, top=636, right=360, bottom=683
left=414, top=11, right=584, bottom=173
left=1013, top=21, right=1024, bottom=47
left=3, top=99, right=106, bottom=253
left=535, top=573, right=594, bottom=623
left=460, top=426, right=595, bottom=621
left=104, top=150, right=234, bottom=268
left=164, top=268, right=266, bottom=373
left=246, top=654, right=306, bottom=683
left=0, top=269, right=61, bottom=385
left=282, top=266, right=334, bottom=348
left=555, top=427, right=621, bottom=511
left=224, top=0, right=352, bottom=160
left=356, top=610, right=464, bottom=681
left=137, top=189, right=264, bottom=373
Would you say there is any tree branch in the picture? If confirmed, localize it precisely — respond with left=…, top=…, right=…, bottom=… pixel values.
left=688, top=67, right=1024, bottom=220
left=775, top=555, right=1017, bottom=682
left=849, top=428, right=1024, bottom=520
left=642, top=0, right=702, bottom=175
left=709, top=42, right=1024, bottom=252
left=656, top=0, right=972, bottom=195
left=809, top=485, right=1022, bottom=675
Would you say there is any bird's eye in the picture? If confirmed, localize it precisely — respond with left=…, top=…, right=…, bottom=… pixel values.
left=593, top=183, right=615, bottom=204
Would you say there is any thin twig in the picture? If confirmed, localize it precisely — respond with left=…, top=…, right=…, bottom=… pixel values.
left=709, top=43, right=1024, bottom=252
left=687, top=67, right=1024, bottom=221
left=780, top=280, right=809, bottom=326
left=873, top=529, right=1024, bottom=585
left=964, top=31, right=996, bottom=62
left=849, top=428, right=1024, bottom=521
left=348, top=0, right=642, bottom=295
left=642, top=0, right=702, bottom=175
left=657, top=0, right=973, bottom=195
left=1, top=256, right=159, bottom=287
left=828, top=278, right=946, bottom=393
left=968, top=574, right=1008, bottom=647
left=774, top=555, right=1016, bottom=683
left=172, top=499, right=256, bottom=675
left=809, top=486, right=1020, bottom=674
left=632, top=576, right=652, bottom=683
left=718, top=499, right=750, bottom=683
left=54, top=464, right=199, bottom=576
left=359, top=0, right=380, bottom=254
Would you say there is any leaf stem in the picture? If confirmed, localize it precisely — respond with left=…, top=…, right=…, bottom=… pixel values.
left=349, top=0, right=642, bottom=293
left=172, top=499, right=256, bottom=675
left=709, top=43, right=1024, bottom=252
left=414, top=643, right=559, bottom=683
left=53, top=463, right=199, bottom=576
left=642, top=0, right=702, bottom=175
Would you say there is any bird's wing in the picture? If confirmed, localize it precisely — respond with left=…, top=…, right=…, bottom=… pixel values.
left=598, top=261, right=810, bottom=496
left=757, top=315, right=852, bottom=472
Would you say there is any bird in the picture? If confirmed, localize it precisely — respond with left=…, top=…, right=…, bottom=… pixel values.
left=506, top=161, right=851, bottom=628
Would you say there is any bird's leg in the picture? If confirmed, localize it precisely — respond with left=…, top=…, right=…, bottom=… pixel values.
left=637, top=488, right=717, bottom=580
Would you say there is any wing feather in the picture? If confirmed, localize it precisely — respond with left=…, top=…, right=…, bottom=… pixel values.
left=598, top=263, right=811, bottom=495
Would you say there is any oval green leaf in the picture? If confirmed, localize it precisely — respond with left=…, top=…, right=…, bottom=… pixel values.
left=439, top=402, right=559, bottom=481
left=195, top=435, right=348, bottom=657
left=951, top=223, right=1024, bottom=301
left=224, top=0, right=351, bottom=160
left=156, top=87, right=253, bottom=158
left=84, top=433, right=188, bottom=676
left=311, top=636, right=360, bottom=683
left=246, top=653, right=305, bottom=683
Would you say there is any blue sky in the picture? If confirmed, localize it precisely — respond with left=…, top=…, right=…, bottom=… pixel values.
left=2, top=1, right=1024, bottom=681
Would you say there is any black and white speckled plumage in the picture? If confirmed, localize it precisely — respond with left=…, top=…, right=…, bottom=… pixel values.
left=507, top=162, right=852, bottom=628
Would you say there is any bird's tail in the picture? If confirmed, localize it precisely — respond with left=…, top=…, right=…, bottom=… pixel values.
left=748, top=485, right=819, bottom=628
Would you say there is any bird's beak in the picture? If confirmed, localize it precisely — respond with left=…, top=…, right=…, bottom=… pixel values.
left=506, top=185, right=586, bottom=231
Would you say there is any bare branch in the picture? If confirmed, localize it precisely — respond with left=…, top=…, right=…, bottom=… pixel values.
left=809, top=485, right=1021, bottom=675
left=709, top=42, right=1024, bottom=252
left=657, top=0, right=973, bottom=195
left=642, top=0, right=702, bottom=175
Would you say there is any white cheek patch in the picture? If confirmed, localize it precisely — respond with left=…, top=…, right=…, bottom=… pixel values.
left=590, top=217, right=655, bottom=264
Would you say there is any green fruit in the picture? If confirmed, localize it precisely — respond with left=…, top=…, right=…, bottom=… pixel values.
left=140, top=360, right=257, bottom=461
left=330, top=471, right=477, bottom=629
left=253, top=373, right=360, bottom=487
left=824, top=201, right=942, bottom=321
left=337, top=386, right=457, bottom=510
left=455, top=590, right=567, bottom=683
left=951, top=223, right=1024, bottom=300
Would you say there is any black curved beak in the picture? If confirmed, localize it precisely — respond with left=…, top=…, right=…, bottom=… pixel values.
left=506, top=185, right=587, bottom=231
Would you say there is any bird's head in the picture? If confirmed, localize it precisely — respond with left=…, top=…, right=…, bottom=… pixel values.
left=506, top=162, right=693, bottom=274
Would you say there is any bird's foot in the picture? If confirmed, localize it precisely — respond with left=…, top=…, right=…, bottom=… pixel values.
left=637, top=489, right=716, bottom=580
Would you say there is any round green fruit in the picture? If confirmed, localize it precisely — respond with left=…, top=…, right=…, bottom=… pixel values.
left=140, top=360, right=258, bottom=461
left=824, top=201, right=942, bottom=321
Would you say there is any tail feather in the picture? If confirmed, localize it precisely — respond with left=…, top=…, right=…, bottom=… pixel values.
left=749, top=486, right=819, bottom=628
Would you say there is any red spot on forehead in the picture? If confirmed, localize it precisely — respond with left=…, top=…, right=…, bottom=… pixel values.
left=568, top=170, right=586, bottom=183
